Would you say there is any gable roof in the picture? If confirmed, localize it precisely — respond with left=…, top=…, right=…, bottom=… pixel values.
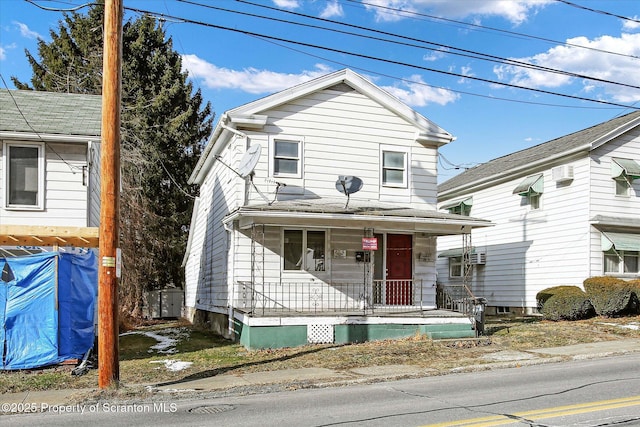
left=438, top=110, right=640, bottom=198
left=189, top=68, right=454, bottom=185
left=0, top=89, right=102, bottom=139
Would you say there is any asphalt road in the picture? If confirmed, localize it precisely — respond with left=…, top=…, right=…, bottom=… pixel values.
left=4, top=354, right=640, bottom=426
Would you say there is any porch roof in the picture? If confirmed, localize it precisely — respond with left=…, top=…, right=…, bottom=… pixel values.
left=224, top=198, right=493, bottom=235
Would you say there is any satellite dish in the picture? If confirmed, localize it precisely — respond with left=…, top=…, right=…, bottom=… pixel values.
left=335, top=175, right=363, bottom=195
left=335, top=175, right=363, bottom=209
left=237, top=144, right=262, bottom=178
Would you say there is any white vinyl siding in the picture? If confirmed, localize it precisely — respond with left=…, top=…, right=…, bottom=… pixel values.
left=438, top=158, right=592, bottom=309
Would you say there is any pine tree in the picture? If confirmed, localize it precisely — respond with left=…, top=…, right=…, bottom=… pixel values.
left=13, top=3, right=213, bottom=318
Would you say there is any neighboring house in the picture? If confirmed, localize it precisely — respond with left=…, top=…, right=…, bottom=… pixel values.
left=183, top=69, right=492, bottom=349
left=0, top=89, right=102, bottom=252
left=437, top=111, right=640, bottom=315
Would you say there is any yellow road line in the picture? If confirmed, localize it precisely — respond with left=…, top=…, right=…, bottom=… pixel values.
left=423, top=395, right=640, bottom=427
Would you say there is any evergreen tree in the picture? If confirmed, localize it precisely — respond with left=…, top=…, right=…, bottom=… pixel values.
left=13, top=3, right=213, bottom=318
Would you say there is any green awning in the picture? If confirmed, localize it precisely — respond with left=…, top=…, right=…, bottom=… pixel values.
left=601, top=232, right=640, bottom=252
left=441, top=197, right=473, bottom=210
left=612, top=158, right=640, bottom=180
left=438, top=247, right=475, bottom=257
left=513, top=174, right=544, bottom=195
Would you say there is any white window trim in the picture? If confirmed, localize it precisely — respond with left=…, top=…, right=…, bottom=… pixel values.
left=449, top=256, right=463, bottom=278
left=282, top=228, right=328, bottom=274
left=614, top=176, right=631, bottom=197
left=603, top=250, right=639, bottom=275
left=269, top=135, right=303, bottom=179
left=380, top=145, right=409, bottom=189
left=2, top=141, right=45, bottom=210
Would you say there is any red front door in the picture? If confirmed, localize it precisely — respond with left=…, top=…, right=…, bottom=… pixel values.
left=386, top=234, right=412, bottom=305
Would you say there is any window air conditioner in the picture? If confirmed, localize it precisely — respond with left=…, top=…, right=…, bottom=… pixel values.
left=552, top=165, right=574, bottom=182
left=470, top=252, right=486, bottom=265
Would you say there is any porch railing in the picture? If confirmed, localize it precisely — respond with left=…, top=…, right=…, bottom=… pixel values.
left=235, top=280, right=425, bottom=315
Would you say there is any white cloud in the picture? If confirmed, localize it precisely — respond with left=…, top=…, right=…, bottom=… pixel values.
left=181, top=55, right=332, bottom=94
left=622, top=17, right=640, bottom=31
left=493, top=33, right=640, bottom=103
left=363, top=0, right=553, bottom=25
left=320, top=1, right=344, bottom=19
left=382, top=74, right=459, bottom=106
left=0, top=46, right=5, bottom=61
left=272, top=0, right=300, bottom=9
left=14, top=21, right=41, bottom=39
left=423, top=47, right=448, bottom=62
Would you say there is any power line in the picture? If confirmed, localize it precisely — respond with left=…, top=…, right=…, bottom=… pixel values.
left=220, top=0, right=640, bottom=90
left=554, top=0, right=640, bottom=23
left=344, top=0, right=640, bottom=60
left=122, top=5, right=638, bottom=110
left=254, top=33, right=622, bottom=110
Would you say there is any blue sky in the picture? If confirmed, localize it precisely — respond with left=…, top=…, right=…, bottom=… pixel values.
left=1, top=0, right=639, bottom=183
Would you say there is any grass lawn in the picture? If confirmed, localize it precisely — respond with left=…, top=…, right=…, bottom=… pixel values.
left=1, top=315, right=638, bottom=394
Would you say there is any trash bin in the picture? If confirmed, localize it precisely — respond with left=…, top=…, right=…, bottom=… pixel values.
left=472, top=297, right=487, bottom=336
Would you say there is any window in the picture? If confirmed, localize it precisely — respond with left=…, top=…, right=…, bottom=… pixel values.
left=604, top=250, right=639, bottom=274
left=513, top=174, right=543, bottom=210
left=3, top=142, right=44, bottom=209
left=611, top=158, right=640, bottom=197
left=271, top=137, right=302, bottom=178
left=381, top=149, right=407, bottom=187
left=449, top=256, right=463, bottom=278
left=283, top=229, right=326, bottom=272
left=442, top=197, right=473, bottom=216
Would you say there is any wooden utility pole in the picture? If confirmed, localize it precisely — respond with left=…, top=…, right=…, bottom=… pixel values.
left=98, top=0, right=123, bottom=388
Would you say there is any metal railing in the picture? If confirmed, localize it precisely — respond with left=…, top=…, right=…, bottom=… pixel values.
left=437, top=284, right=475, bottom=315
left=235, top=280, right=425, bottom=315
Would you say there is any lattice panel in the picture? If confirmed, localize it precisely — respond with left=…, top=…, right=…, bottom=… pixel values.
left=307, top=324, right=334, bottom=344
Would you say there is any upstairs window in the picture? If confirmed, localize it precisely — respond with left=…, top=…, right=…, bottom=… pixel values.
left=611, top=158, right=639, bottom=197
left=442, top=197, right=473, bottom=216
left=513, top=174, right=543, bottom=210
left=270, top=136, right=302, bottom=178
left=381, top=148, right=408, bottom=188
left=3, top=142, right=44, bottom=209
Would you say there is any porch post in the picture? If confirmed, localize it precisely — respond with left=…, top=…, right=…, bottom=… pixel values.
left=364, top=228, right=374, bottom=313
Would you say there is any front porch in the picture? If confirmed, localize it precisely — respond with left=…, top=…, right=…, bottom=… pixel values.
left=228, top=280, right=479, bottom=349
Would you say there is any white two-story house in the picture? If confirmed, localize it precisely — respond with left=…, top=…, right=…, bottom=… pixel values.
left=183, top=69, right=492, bottom=349
left=0, top=89, right=102, bottom=252
left=437, top=111, right=640, bottom=315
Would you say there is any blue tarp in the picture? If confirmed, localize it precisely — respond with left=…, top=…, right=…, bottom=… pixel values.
left=0, top=251, right=97, bottom=370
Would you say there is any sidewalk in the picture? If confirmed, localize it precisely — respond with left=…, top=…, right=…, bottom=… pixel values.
left=3, top=339, right=640, bottom=409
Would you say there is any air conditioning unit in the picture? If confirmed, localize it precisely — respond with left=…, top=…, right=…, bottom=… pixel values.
left=470, top=252, right=486, bottom=265
left=552, top=165, right=574, bottom=182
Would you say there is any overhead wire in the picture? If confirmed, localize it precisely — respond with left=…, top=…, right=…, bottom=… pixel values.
left=344, top=0, right=639, bottom=60
left=554, top=0, right=640, bottom=24
left=119, top=4, right=638, bottom=111
left=221, top=0, right=640, bottom=90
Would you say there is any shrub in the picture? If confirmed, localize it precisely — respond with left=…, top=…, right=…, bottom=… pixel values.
left=583, top=276, right=639, bottom=317
left=537, top=286, right=594, bottom=321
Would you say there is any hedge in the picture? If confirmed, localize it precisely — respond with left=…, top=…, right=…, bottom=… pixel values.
left=536, top=286, right=594, bottom=321
left=583, top=276, right=639, bottom=317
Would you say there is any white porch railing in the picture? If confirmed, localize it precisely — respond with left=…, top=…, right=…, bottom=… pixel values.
left=234, top=280, right=426, bottom=315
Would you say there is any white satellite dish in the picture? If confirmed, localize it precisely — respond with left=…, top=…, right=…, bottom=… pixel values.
left=238, top=144, right=262, bottom=178
left=335, top=175, right=363, bottom=208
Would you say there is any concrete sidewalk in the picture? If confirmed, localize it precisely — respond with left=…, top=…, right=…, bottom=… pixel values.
left=3, top=338, right=640, bottom=408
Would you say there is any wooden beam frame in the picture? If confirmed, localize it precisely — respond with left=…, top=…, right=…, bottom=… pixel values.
left=0, top=225, right=99, bottom=248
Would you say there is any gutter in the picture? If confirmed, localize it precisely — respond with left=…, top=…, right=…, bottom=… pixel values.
left=0, top=132, right=100, bottom=143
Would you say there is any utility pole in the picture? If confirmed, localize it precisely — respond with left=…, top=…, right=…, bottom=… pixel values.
left=98, top=0, right=123, bottom=389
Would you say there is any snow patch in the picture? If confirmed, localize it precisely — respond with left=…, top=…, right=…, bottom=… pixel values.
left=150, top=359, right=193, bottom=372
left=120, top=327, right=190, bottom=354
